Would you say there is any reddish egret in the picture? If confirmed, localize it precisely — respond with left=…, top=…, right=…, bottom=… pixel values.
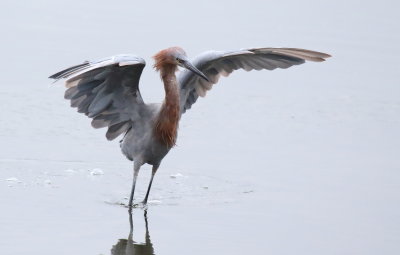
left=49, top=47, right=330, bottom=207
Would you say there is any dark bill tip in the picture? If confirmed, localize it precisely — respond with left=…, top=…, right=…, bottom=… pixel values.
left=183, top=61, right=209, bottom=82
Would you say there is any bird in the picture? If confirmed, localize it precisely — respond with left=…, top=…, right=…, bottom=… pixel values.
left=49, top=46, right=331, bottom=207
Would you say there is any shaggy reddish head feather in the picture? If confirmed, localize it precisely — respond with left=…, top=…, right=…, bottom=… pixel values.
left=153, top=47, right=186, bottom=71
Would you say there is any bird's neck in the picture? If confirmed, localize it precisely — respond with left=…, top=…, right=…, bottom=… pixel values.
left=154, top=64, right=180, bottom=148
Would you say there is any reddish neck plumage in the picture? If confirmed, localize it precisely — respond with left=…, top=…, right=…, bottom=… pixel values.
left=154, top=63, right=180, bottom=147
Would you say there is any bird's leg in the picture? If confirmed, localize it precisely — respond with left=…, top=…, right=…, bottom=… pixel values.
left=128, top=209, right=133, bottom=240
left=144, top=210, right=151, bottom=243
left=128, top=162, right=141, bottom=208
left=142, top=165, right=159, bottom=205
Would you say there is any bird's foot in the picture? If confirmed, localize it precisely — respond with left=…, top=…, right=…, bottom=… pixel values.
left=140, top=200, right=148, bottom=210
left=127, top=201, right=147, bottom=211
left=138, top=201, right=149, bottom=210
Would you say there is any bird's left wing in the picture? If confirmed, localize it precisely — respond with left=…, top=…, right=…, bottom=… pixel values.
left=178, top=48, right=331, bottom=114
left=49, top=55, right=146, bottom=140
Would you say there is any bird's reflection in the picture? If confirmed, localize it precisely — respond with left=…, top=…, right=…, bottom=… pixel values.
left=111, top=210, right=155, bottom=255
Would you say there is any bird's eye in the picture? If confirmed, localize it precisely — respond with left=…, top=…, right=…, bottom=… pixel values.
left=176, top=58, right=183, bottom=63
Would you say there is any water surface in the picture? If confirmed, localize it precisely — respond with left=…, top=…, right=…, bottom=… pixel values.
left=1, top=1, right=399, bottom=254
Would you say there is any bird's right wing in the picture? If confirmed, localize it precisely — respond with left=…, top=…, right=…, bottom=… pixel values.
left=49, top=55, right=147, bottom=141
left=178, top=48, right=331, bottom=114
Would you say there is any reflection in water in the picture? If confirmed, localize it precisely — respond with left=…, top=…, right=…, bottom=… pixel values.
left=111, top=210, right=155, bottom=255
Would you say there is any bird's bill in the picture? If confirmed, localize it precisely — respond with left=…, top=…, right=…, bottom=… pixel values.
left=183, top=61, right=209, bottom=82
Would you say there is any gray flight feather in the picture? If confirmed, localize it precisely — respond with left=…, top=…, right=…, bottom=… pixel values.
left=178, top=47, right=331, bottom=114
left=49, top=55, right=147, bottom=141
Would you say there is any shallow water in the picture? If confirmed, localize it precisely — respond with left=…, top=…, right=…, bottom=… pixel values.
left=1, top=1, right=400, bottom=254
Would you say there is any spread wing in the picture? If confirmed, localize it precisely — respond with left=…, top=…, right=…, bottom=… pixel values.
left=178, top=48, right=331, bottom=114
left=49, top=55, right=146, bottom=140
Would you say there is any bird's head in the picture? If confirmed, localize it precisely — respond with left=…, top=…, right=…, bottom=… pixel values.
left=153, top=47, right=209, bottom=81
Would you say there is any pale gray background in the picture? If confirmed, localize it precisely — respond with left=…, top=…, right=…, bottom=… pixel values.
left=0, top=1, right=399, bottom=254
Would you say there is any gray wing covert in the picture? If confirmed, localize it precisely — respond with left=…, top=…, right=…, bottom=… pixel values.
left=178, top=48, right=331, bottom=114
left=49, top=55, right=147, bottom=140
